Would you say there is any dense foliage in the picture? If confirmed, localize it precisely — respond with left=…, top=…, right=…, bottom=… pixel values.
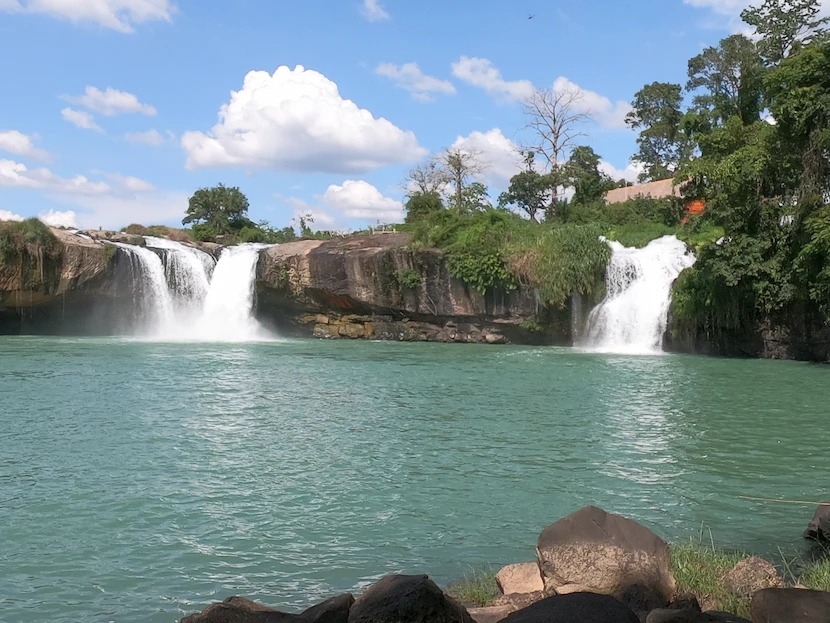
left=0, top=218, right=61, bottom=262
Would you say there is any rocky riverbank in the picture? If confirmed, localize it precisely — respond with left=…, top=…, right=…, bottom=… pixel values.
left=180, top=505, right=830, bottom=623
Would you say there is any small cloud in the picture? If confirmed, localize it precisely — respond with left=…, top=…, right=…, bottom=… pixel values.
left=38, top=209, right=78, bottom=228
left=61, top=108, right=103, bottom=132
left=362, top=0, right=389, bottom=21
left=0, top=209, right=24, bottom=222
left=376, top=62, right=456, bottom=101
left=451, top=56, right=534, bottom=102
left=0, top=130, right=50, bottom=161
left=63, top=86, right=156, bottom=116
left=125, top=129, right=166, bottom=145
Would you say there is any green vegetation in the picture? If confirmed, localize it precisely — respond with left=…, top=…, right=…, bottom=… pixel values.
left=445, top=569, right=499, bottom=607
left=0, top=218, right=61, bottom=262
left=671, top=540, right=752, bottom=617
left=798, top=553, right=830, bottom=591
left=395, top=268, right=421, bottom=290
left=103, top=244, right=116, bottom=262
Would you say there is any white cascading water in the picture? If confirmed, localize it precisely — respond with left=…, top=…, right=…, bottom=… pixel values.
left=584, top=235, right=696, bottom=355
left=111, top=242, right=175, bottom=327
left=108, top=240, right=273, bottom=342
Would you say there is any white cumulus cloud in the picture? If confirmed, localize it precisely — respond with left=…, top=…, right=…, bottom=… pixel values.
left=320, top=179, right=403, bottom=222
left=181, top=65, right=427, bottom=174
left=0, top=130, right=50, bottom=161
left=38, top=209, right=78, bottom=228
left=61, top=108, right=103, bottom=132
left=125, top=129, right=166, bottom=145
left=1, top=0, right=175, bottom=32
left=0, top=159, right=110, bottom=194
left=451, top=56, right=534, bottom=102
left=64, top=86, right=156, bottom=116
left=598, top=160, right=644, bottom=184
left=362, top=0, right=389, bottom=21
left=376, top=62, right=456, bottom=101
left=553, top=77, right=632, bottom=129
left=0, top=209, right=24, bottom=222
left=451, top=128, right=525, bottom=190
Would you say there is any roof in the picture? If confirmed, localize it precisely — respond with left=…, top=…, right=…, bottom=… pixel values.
left=604, top=178, right=682, bottom=204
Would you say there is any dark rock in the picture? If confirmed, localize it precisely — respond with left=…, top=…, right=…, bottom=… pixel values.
left=646, top=609, right=750, bottom=623
left=488, top=592, right=547, bottom=611
left=181, top=593, right=354, bottom=623
left=804, top=506, right=830, bottom=542
left=750, top=588, right=830, bottom=623
left=536, top=506, right=675, bottom=609
left=503, top=593, right=640, bottom=623
left=348, top=574, right=473, bottom=623
left=667, top=594, right=701, bottom=611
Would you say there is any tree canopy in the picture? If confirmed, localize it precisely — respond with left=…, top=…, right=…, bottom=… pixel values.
left=183, top=184, right=252, bottom=238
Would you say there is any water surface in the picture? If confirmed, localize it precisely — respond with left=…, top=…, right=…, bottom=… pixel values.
left=1, top=338, right=827, bottom=622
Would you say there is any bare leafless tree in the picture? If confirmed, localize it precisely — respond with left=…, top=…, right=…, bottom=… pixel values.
left=437, top=148, right=490, bottom=214
left=522, top=85, right=593, bottom=218
left=402, top=158, right=450, bottom=196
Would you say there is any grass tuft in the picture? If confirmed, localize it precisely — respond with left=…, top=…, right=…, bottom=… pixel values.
left=671, top=539, right=751, bottom=617
left=446, top=568, right=499, bottom=608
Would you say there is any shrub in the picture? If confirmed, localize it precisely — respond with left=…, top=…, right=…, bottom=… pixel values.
left=145, top=225, right=192, bottom=242
left=0, top=218, right=61, bottom=261
left=395, top=268, right=422, bottom=290
left=238, top=225, right=267, bottom=243
left=671, top=539, right=751, bottom=617
left=123, top=223, right=148, bottom=236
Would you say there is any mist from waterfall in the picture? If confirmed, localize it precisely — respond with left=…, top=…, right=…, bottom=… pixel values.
left=583, top=236, right=696, bottom=355
left=111, top=240, right=273, bottom=342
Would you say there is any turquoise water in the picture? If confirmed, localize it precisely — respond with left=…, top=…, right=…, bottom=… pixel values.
left=1, top=337, right=827, bottom=622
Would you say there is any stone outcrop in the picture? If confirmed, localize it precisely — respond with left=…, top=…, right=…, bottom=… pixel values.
left=495, top=563, right=544, bottom=596
left=502, top=593, right=641, bottom=623
left=750, top=588, right=830, bottom=623
left=347, top=574, right=473, bottom=623
left=181, top=594, right=354, bottom=623
left=804, top=506, right=830, bottom=542
left=536, top=506, right=675, bottom=611
left=255, top=234, right=570, bottom=345
left=722, top=557, right=783, bottom=597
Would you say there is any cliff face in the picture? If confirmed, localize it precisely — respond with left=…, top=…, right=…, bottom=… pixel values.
left=255, top=233, right=571, bottom=344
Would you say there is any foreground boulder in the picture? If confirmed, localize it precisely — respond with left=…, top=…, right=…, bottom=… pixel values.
left=804, top=505, right=830, bottom=542
left=496, top=563, right=544, bottom=595
left=181, top=593, right=354, bottom=623
left=722, top=557, right=783, bottom=597
left=646, top=609, right=751, bottom=622
left=348, top=574, right=473, bottom=623
left=750, top=588, right=830, bottom=622
left=503, top=593, right=640, bottom=623
left=536, top=506, right=675, bottom=610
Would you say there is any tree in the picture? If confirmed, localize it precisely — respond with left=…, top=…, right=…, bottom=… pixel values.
left=565, top=146, right=615, bottom=205
left=626, top=82, right=694, bottom=182
left=498, top=152, right=554, bottom=222
left=522, top=85, right=592, bottom=219
left=741, top=0, right=829, bottom=64
left=687, top=34, right=766, bottom=126
left=403, top=158, right=450, bottom=196
left=404, top=191, right=444, bottom=223
left=183, top=184, right=251, bottom=236
left=438, top=148, right=489, bottom=214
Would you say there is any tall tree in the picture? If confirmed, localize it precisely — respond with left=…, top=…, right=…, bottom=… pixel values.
left=498, top=151, right=553, bottom=221
left=183, top=184, right=251, bottom=235
left=438, top=148, right=489, bottom=214
left=741, top=0, right=829, bottom=64
left=565, top=146, right=615, bottom=205
left=626, top=82, right=693, bottom=182
left=522, top=85, right=592, bottom=218
left=404, top=158, right=449, bottom=196
left=687, top=34, right=766, bottom=126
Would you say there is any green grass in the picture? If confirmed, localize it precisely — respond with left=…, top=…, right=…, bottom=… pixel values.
left=671, top=539, right=752, bottom=617
left=0, top=218, right=60, bottom=261
left=799, top=555, right=830, bottom=591
left=446, top=569, right=499, bottom=607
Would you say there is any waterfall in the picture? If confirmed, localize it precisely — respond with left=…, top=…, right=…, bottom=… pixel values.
left=110, top=242, right=175, bottom=327
left=145, top=237, right=214, bottom=308
left=109, top=239, right=272, bottom=342
left=583, top=236, right=696, bottom=355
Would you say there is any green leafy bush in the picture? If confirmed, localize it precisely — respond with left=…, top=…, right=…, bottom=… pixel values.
left=123, top=223, right=148, bottom=236
left=395, top=268, right=421, bottom=290
left=0, top=218, right=61, bottom=261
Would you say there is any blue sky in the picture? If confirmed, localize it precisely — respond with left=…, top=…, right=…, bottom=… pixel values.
left=0, top=0, right=774, bottom=230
